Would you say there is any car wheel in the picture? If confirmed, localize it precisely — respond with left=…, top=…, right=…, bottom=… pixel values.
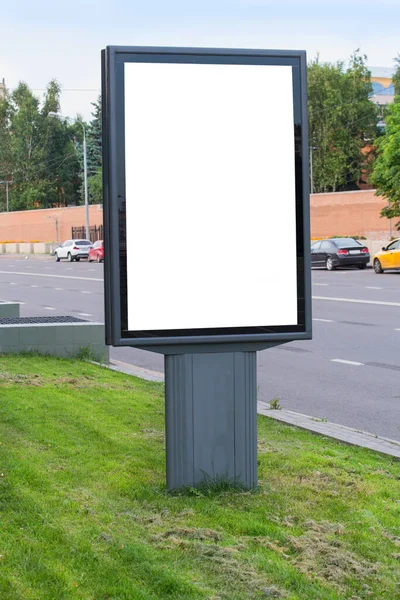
left=326, top=256, right=336, bottom=271
left=55, top=252, right=60, bottom=262
left=67, top=252, right=73, bottom=262
left=358, top=264, right=366, bottom=269
left=96, top=253, right=101, bottom=263
left=75, top=257, right=80, bottom=262
left=374, top=258, right=384, bottom=274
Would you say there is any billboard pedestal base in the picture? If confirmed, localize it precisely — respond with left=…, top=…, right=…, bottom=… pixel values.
left=165, top=351, right=257, bottom=490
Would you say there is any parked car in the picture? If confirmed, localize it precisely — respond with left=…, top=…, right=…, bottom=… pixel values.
left=54, top=239, right=93, bottom=262
left=88, top=240, right=104, bottom=263
left=311, top=238, right=370, bottom=271
left=373, top=238, right=400, bottom=273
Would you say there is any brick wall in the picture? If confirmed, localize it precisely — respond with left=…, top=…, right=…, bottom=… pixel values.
left=310, top=190, right=392, bottom=240
left=0, top=205, right=103, bottom=243
left=0, top=190, right=394, bottom=243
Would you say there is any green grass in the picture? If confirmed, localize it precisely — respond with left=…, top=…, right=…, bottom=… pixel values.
left=0, top=354, right=399, bottom=600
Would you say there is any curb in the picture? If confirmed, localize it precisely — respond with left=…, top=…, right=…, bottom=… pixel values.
left=108, top=359, right=400, bottom=460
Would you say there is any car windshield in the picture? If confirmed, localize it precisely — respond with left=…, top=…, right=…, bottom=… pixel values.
left=75, top=240, right=92, bottom=246
left=333, top=238, right=362, bottom=248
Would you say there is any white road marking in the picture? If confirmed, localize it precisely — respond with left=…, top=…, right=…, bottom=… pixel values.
left=54, top=287, right=64, bottom=291
left=30, top=285, right=39, bottom=288
left=313, top=296, right=400, bottom=308
left=78, top=312, right=92, bottom=317
left=0, top=271, right=102, bottom=282
left=365, top=286, right=382, bottom=290
left=313, top=283, right=328, bottom=286
left=9, top=282, right=16, bottom=285
left=82, top=291, right=92, bottom=294
left=331, top=359, right=364, bottom=366
left=43, top=306, right=55, bottom=311
left=313, top=318, right=334, bottom=322
left=395, top=329, right=400, bottom=331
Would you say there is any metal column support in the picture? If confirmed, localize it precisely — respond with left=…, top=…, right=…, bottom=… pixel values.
left=165, top=351, right=257, bottom=490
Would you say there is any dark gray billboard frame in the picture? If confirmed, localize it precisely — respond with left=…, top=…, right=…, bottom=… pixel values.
left=102, top=46, right=311, bottom=489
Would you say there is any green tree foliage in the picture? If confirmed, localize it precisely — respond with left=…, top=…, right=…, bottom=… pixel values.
left=393, top=54, right=400, bottom=96
left=308, top=51, right=379, bottom=193
left=370, top=98, right=400, bottom=230
left=0, top=85, right=13, bottom=211
left=77, top=96, right=102, bottom=205
left=0, top=80, right=80, bottom=211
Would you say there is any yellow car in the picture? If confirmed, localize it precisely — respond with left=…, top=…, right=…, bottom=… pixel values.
left=373, top=238, right=400, bottom=273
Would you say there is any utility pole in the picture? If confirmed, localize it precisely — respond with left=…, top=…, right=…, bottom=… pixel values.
left=0, top=179, right=12, bottom=212
left=83, top=128, right=90, bottom=241
left=309, top=146, right=314, bottom=195
left=48, top=112, right=90, bottom=240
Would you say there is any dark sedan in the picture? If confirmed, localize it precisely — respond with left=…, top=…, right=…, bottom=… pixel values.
left=311, top=238, right=370, bottom=271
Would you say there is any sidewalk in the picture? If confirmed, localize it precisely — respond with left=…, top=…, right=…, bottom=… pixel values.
left=109, top=358, right=400, bottom=459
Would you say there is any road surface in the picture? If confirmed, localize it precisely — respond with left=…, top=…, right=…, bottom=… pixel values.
left=0, top=256, right=399, bottom=441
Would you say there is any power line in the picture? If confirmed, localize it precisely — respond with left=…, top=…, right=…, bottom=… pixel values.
left=6, top=152, right=77, bottom=179
left=30, top=88, right=100, bottom=93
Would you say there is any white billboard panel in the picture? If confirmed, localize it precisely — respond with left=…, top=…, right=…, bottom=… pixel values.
left=124, top=62, right=297, bottom=332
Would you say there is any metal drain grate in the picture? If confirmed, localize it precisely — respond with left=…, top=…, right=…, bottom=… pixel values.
left=0, top=316, right=89, bottom=325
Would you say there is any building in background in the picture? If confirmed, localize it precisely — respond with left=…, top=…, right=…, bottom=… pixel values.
left=369, top=67, right=395, bottom=129
left=0, top=78, right=5, bottom=99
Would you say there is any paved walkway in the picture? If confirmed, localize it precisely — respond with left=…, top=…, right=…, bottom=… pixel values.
left=109, top=359, right=400, bottom=459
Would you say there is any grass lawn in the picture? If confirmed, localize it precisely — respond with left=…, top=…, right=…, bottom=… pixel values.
left=0, top=354, right=399, bottom=600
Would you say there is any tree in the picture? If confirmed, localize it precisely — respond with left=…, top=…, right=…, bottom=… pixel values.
left=308, top=51, right=378, bottom=193
left=0, top=80, right=80, bottom=211
left=370, top=98, right=400, bottom=230
left=77, top=95, right=102, bottom=204
left=0, top=87, right=13, bottom=211
left=393, top=54, right=400, bottom=96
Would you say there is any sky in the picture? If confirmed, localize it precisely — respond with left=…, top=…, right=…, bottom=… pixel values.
left=1, top=0, right=399, bottom=122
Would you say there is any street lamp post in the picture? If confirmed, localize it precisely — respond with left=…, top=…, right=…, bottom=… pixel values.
left=48, top=112, right=90, bottom=241
left=0, top=179, right=12, bottom=212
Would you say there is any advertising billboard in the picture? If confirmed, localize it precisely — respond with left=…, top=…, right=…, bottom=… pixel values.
left=102, top=47, right=311, bottom=348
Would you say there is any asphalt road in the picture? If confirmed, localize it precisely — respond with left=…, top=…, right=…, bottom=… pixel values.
left=0, top=256, right=399, bottom=441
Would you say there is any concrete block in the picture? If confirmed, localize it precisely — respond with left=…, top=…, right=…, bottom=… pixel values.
left=29, top=325, right=57, bottom=345
left=0, top=321, right=108, bottom=362
left=19, top=243, right=33, bottom=255
left=17, top=326, right=40, bottom=345
left=72, top=324, right=105, bottom=346
left=34, top=243, right=46, bottom=254
left=5, top=243, right=20, bottom=254
left=54, top=325, right=74, bottom=345
left=0, top=302, right=20, bottom=318
left=0, top=327, right=20, bottom=346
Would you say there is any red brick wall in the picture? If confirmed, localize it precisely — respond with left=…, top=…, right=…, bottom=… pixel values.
left=0, top=205, right=103, bottom=243
left=0, top=191, right=393, bottom=243
left=310, top=190, right=391, bottom=240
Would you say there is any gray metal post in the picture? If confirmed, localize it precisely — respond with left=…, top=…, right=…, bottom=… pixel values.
left=165, top=351, right=257, bottom=490
left=6, top=181, right=9, bottom=212
left=83, top=128, right=90, bottom=240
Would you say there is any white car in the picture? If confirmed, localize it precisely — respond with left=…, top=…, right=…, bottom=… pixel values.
left=54, top=239, right=93, bottom=262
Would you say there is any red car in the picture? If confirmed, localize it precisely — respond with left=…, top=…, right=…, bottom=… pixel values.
left=88, top=240, right=104, bottom=263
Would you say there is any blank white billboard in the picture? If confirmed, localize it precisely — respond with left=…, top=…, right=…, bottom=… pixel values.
left=124, top=61, right=297, bottom=331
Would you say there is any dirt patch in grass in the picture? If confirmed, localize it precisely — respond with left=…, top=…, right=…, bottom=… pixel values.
left=159, top=527, right=223, bottom=542
left=151, top=527, right=287, bottom=599
left=289, top=520, right=382, bottom=593
left=0, top=372, right=44, bottom=386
